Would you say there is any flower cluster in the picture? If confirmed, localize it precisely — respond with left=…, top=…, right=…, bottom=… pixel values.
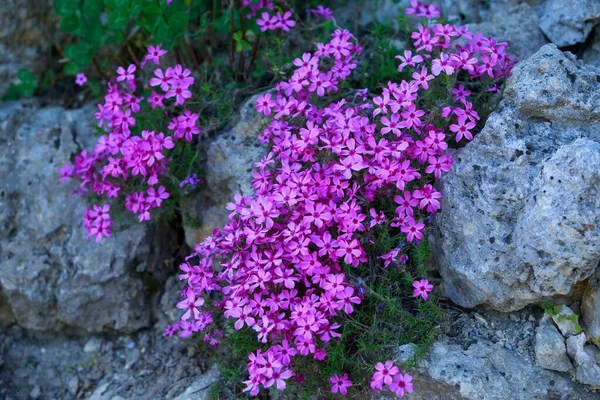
left=371, top=361, right=414, bottom=398
left=243, top=0, right=296, bottom=32
left=60, top=46, right=200, bottom=241
left=170, top=3, right=515, bottom=397
left=307, top=5, right=334, bottom=20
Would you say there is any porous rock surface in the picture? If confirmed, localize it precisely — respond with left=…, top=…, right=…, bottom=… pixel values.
left=0, top=102, right=153, bottom=333
left=430, top=44, right=600, bottom=312
left=537, top=0, right=600, bottom=47
left=180, top=94, right=269, bottom=247
left=395, top=308, right=596, bottom=400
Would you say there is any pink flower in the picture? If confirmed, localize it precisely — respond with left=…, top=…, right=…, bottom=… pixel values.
left=412, top=279, right=433, bottom=300
left=145, top=44, right=167, bottom=65
left=389, top=373, right=414, bottom=397
left=75, top=73, right=87, bottom=86
left=116, top=64, right=136, bottom=82
left=256, top=93, right=276, bottom=116
left=330, top=373, right=353, bottom=395
left=275, top=11, right=296, bottom=32
left=257, top=12, right=277, bottom=32
left=449, top=114, right=476, bottom=141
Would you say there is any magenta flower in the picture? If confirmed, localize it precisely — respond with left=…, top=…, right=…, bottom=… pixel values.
left=75, top=73, right=87, bottom=86
left=389, top=373, right=414, bottom=397
left=145, top=44, right=167, bottom=65
left=116, top=64, right=136, bottom=82
left=412, top=279, right=433, bottom=300
left=330, top=373, right=353, bottom=395
left=256, top=12, right=277, bottom=31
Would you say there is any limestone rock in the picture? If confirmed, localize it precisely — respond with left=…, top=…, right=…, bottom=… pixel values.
left=170, top=365, right=220, bottom=400
left=0, top=102, right=152, bottom=333
left=572, top=345, right=600, bottom=388
left=396, top=338, right=591, bottom=400
left=431, top=44, right=600, bottom=311
left=181, top=94, right=269, bottom=247
left=550, top=305, right=581, bottom=337
left=467, top=4, right=548, bottom=60
left=582, top=269, right=600, bottom=344
left=538, top=0, right=600, bottom=47
left=534, top=316, right=573, bottom=372
left=567, top=333, right=587, bottom=359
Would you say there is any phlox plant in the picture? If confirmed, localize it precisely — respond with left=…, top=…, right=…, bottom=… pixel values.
left=58, top=0, right=307, bottom=242
left=168, top=0, right=516, bottom=397
left=59, top=45, right=202, bottom=241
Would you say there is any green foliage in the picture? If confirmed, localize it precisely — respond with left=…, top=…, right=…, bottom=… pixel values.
left=541, top=302, right=562, bottom=316
left=3, top=69, right=39, bottom=100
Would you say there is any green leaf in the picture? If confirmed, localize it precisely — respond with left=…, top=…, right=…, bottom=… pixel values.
left=60, top=14, right=82, bottom=34
left=82, top=0, right=102, bottom=17
left=53, top=0, right=79, bottom=17
left=107, top=10, right=129, bottom=30
left=63, top=62, right=79, bottom=75
left=168, top=11, right=189, bottom=33
left=64, top=42, right=92, bottom=68
left=129, top=0, right=143, bottom=18
left=153, top=19, right=174, bottom=47
left=84, top=18, right=106, bottom=47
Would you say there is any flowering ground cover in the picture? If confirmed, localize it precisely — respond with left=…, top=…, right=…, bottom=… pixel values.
left=55, top=0, right=515, bottom=397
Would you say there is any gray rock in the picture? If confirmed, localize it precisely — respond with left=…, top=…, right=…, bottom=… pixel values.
left=572, top=345, right=600, bottom=388
left=67, top=375, right=79, bottom=396
left=0, top=0, right=57, bottom=96
left=431, top=44, right=600, bottom=311
left=534, top=315, right=573, bottom=372
left=170, top=365, right=220, bottom=400
left=551, top=305, right=581, bottom=337
left=396, top=337, right=591, bottom=400
left=582, top=25, right=600, bottom=67
left=582, top=269, right=600, bottom=344
left=567, top=332, right=587, bottom=359
left=181, top=94, right=269, bottom=247
left=467, top=4, right=548, bottom=60
left=538, top=0, right=600, bottom=47
left=83, top=337, right=103, bottom=353
left=0, top=102, right=152, bottom=333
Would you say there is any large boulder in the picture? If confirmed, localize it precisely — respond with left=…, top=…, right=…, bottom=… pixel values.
left=430, top=44, right=600, bottom=312
left=0, top=102, right=154, bottom=333
left=537, top=0, right=600, bottom=47
left=467, top=3, right=548, bottom=60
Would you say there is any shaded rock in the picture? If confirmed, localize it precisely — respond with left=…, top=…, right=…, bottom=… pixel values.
left=467, top=3, right=548, bottom=60
left=582, top=269, right=600, bottom=343
left=396, top=337, right=592, bottom=400
left=534, top=315, right=573, bottom=372
left=582, top=25, right=600, bottom=67
left=157, top=276, right=183, bottom=329
left=431, top=44, right=600, bottom=311
left=573, top=345, right=600, bottom=388
left=538, top=0, right=600, bottom=47
left=0, top=102, right=152, bottom=333
left=550, top=305, right=580, bottom=337
left=0, top=0, right=57, bottom=96
left=567, top=332, right=587, bottom=359
left=181, top=94, right=269, bottom=247
left=170, top=365, right=220, bottom=400
left=331, top=0, right=409, bottom=31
